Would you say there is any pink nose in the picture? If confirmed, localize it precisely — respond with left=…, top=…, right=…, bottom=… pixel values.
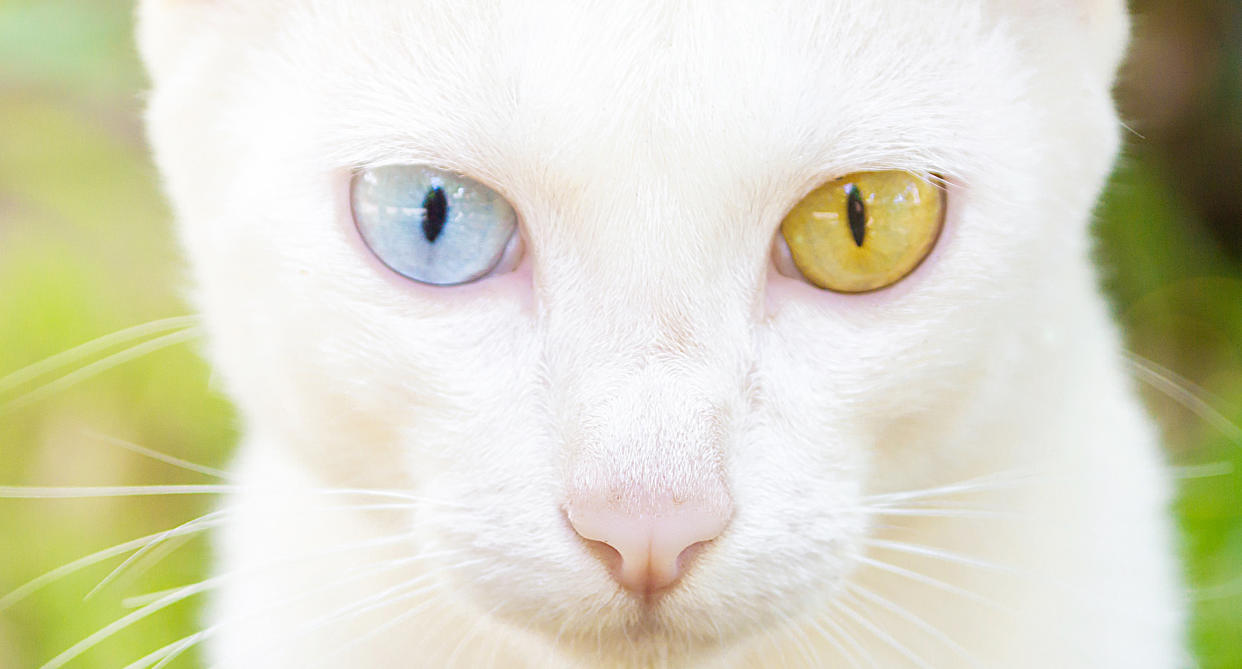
left=567, top=500, right=731, bottom=594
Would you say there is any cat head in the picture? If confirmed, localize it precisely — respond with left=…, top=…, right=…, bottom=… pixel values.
left=139, top=0, right=1129, bottom=660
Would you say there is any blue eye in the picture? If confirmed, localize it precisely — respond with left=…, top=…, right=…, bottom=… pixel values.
left=350, top=165, right=520, bottom=285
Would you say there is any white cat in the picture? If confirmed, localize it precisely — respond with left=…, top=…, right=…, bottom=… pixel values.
left=136, top=0, right=1184, bottom=666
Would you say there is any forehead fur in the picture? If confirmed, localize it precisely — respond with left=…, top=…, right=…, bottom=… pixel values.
left=140, top=1, right=1125, bottom=179
left=314, top=3, right=1009, bottom=178
left=139, top=0, right=1127, bottom=334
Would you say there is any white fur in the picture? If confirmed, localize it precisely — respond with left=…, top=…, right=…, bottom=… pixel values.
left=138, top=0, right=1184, bottom=666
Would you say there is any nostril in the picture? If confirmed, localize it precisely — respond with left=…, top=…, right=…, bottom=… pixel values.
left=581, top=536, right=623, bottom=574
left=675, top=539, right=710, bottom=574
left=565, top=500, right=731, bottom=594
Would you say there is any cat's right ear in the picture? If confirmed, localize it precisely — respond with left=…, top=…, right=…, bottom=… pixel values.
left=138, top=1, right=209, bottom=83
left=136, top=1, right=279, bottom=84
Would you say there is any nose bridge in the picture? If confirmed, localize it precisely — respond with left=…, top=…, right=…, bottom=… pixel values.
left=567, top=369, right=729, bottom=503
left=545, top=198, right=747, bottom=504
left=543, top=231, right=748, bottom=383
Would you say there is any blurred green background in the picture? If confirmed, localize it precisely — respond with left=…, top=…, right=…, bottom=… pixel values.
left=0, top=1, right=1239, bottom=667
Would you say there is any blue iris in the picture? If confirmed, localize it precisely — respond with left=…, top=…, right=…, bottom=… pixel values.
left=350, top=165, right=518, bottom=285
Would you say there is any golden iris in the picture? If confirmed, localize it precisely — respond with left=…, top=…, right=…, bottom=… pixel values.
left=780, top=171, right=945, bottom=293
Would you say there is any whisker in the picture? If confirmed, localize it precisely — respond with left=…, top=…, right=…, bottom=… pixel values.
left=861, top=538, right=1015, bottom=573
left=881, top=497, right=1019, bottom=510
left=0, top=484, right=236, bottom=498
left=0, top=315, right=200, bottom=395
left=1125, top=352, right=1242, bottom=444
left=854, top=555, right=1006, bottom=611
left=124, top=549, right=466, bottom=669
left=85, top=498, right=419, bottom=602
left=1169, top=461, right=1235, bottom=480
left=2, top=327, right=202, bottom=414
left=149, top=637, right=195, bottom=669
left=292, top=556, right=481, bottom=637
left=815, top=613, right=876, bottom=668
left=86, top=431, right=230, bottom=480
left=0, top=510, right=229, bottom=612
left=95, top=530, right=199, bottom=601
left=122, top=586, right=193, bottom=610
left=40, top=575, right=222, bottom=669
left=84, top=509, right=232, bottom=601
left=39, top=530, right=423, bottom=668
left=1193, top=575, right=1242, bottom=601
left=862, top=469, right=1039, bottom=507
left=844, top=582, right=980, bottom=668
left=221, top=555, right=482, bottom=668
left=858, top=506, right=1015, bottom=520
left=120, top=633, right=199, bottom=669
left=7, top=497, right=438, bottom=614
left=302, top=583, right=452, bottom=669
left=444, top=601, right=502, bottom=668
left=804, top=617, right=863, bottom=669
left=833, top=596, right=933, bottom=669
left=0, top=484, right=462, bottom=506
left=782, top=618, right=820, bottom=668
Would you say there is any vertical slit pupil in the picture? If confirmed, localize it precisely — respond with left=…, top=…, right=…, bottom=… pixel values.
left=422, top=186, right=448, bottom=243
left=846, top=184, right=866, bottom=247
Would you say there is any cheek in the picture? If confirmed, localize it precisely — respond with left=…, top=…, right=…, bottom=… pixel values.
left=762, top=182, right=1032, bottom=418
left=218, top=169, right=538, bottom=390
left=754, top=290, right=1003, bottom=507
left=199, top=233, right=542, bottom=488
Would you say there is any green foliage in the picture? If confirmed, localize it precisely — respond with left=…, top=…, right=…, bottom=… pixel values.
left=1098, top=153, right=1242, bottom=669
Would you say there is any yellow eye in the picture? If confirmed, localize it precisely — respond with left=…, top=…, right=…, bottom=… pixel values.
left=778, top=170, right=946, bottom=293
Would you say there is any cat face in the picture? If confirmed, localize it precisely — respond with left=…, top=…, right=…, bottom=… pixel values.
left=140, top=0, right=1128, bottom=660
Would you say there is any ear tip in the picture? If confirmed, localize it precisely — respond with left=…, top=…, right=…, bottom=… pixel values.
left=993, top=0, right=1133, bottom=79
left=134, top=0, right=227, bottom=82
left=1093, top=0, right=1134, bottom=76
left=134, top=0, right=172, bottom=79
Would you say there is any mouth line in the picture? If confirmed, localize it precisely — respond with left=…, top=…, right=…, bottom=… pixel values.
left=606, top=598, right=734, bottom=645
left=623, top=580, right=681, bottom=609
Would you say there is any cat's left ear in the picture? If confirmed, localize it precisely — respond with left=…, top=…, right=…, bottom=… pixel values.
left=988, top=0, right=1130, bottom=82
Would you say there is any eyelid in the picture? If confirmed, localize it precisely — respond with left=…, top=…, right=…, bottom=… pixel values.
left=490, top=230, right=526, bottom=276
left=771, top=231, right=799, bottom=277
